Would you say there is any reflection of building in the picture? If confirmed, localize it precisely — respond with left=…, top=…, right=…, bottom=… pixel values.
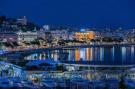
left=75, top=48, right=80, bottom=61
left=80, top=49, right=85, bottom=60
left=74, top=31, right=95, bottom=40
left=100, top=48, right=104, bottom=61
left=85, top=48, right=91, bottom=61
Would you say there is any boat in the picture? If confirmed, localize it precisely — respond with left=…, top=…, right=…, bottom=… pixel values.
left=104, top=78, right=119, bottom=89
left=124, top=78, right=135, bottom=88
left=8, top=77, right=38, bottom=89
left=0, top=77, right=16, bottom=88
left=22, top=80, right=39, bottom=89
left=55, top=77, right=69, bottom=88
left=8, top=77, right=23, bottom=88
left=70, top=76, right=90, bottom=89
left=89, top=80, right=106, bottom=89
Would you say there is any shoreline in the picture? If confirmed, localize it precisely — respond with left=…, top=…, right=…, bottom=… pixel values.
left=56, top=43, right=135, bottom=48
left=3, top=43, right=135, bottom=53
left=40, top=43, right=135, bottom=51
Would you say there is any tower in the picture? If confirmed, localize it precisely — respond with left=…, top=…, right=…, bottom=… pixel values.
left=17, top=16, right=27, bottom=25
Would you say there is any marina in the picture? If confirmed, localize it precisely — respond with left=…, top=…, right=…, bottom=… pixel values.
left=0, top=45, right=135, bottom=88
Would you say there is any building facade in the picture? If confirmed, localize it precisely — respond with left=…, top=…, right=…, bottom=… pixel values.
left=74, top=31, right=95, bottom=41
left=0, top=32, right=18, bottom=42
left=17, top=31, right=38, bottom=43
left=17, top=16, right=27, bottom=25
left=50, top=30, right=69, bottom=40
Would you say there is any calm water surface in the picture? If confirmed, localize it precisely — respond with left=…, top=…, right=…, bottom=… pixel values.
left=26, top=45, right=135, bottom=65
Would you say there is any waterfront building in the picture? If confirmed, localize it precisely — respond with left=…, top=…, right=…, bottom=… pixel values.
left=37, top=25, right=50, bottom=40
left=45, top=31, right=53, bottom=42
left=93, top=31, right=102, bottom=40
left=0, top=32, right=18, bottom=42
left=132, top=29, right=135, bottom=42
left=68, top=32, right=74, bottom=40
left=17, top=31, right=38, bottom=43
left=123, top=29, right=135, bottom=42
left=50, top=30, right=69, bottom=40
left=37, top=28, right=46, bottom=39
left=74, top=31, right=95, bottom=41
left=101, top=32, right=113, bottom=38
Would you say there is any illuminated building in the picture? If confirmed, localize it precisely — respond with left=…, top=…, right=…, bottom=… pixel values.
left=51, top=30, right=69, bottom=40
left=74, top=31, right=95, bottom=41
left=43, top=25, right=50, bottom=31
left=17, top=31, right=38, bottom=43
left=0, top=32, right=18, bottom=42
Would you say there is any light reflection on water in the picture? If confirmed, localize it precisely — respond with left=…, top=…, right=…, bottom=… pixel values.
left=26, top=45, right=135, bottom=64
left=131, top=46, right=135, bottom=61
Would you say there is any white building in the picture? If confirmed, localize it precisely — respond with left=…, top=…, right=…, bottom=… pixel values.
left=17, top=16, right=27, bottom=25
left=50, top=30, right=69, bottom=40
left=37, top=28, right=47, bottom=39
left=68, top=32, right=74, bottom=40
left=37, top=25, right=50, bottom=39
left=43, top=25, right=50, bottom=31
left=17, top=31, right=38, bottom=43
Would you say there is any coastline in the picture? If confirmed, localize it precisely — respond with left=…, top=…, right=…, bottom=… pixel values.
left=3, top=42, right=135, bottom=53
left=54, top=43, right=135, bottom=49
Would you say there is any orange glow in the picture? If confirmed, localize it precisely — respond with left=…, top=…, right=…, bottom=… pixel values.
left=74, top=31, right=95, bottom=40
left=75, top=48, right=80, bottom=61
left=85, top=48, right=91, bottom=61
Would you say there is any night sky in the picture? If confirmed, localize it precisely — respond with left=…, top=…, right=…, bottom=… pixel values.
left=0, top=0, right=135, bottom=28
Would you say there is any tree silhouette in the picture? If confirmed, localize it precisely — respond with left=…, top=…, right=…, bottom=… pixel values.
left=119, top=76, right=126, bottom=89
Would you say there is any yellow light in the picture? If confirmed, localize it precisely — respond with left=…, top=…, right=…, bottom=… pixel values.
left=75, top=31, right=95, bottom=40
left=75, top=48, right=80, bottom=61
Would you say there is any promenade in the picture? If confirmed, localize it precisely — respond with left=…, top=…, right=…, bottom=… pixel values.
left=3, top=42, right=135, bottom=53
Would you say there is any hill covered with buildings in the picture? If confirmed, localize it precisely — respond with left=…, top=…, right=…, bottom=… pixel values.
left=0, top=16, right=134, bottom=51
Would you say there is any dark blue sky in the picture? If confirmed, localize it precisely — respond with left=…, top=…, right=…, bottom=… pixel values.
left=0, top=0, right=135, bottom=28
